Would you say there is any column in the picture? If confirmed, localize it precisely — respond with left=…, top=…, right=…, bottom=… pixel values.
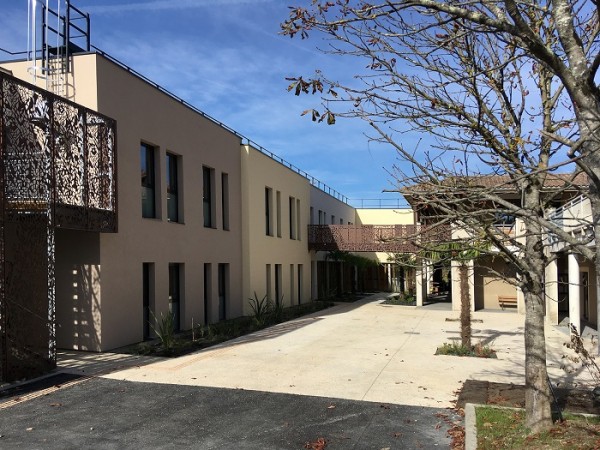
left=545, top=259, right=559, bottom=325
left=415, top=263, right=424, bottom=307
left=467, top=259, right=475, bottom=313
left=450, top=260, right=460, bottom=311
left=568, top=253, right=581, bottom=334
left=426, top=261, right=433, bottom=295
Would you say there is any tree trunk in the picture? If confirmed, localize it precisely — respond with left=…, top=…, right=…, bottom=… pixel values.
left=524, top=287, right=553, bottom=432
left=459, top=262, right=472, bottom=348
left=522, top=187, right=553, bottom=432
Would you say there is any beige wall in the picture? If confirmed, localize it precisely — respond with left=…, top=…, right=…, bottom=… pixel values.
left=55, top=229, right=102, bottom=351
left=355, top=208, right=414, bottom=226
left=94, top=55, right=243, bottom=349
left=355, top=208, right=414, bottom=263
left=241, top=145, right=312, bottom=314
left=310, top=186, right=356, bottom=226
left=4, top=54, right=244, bottom=350
left=1, top=55, right=100, bottom=109
left=474, top=256, right=518, bottom=310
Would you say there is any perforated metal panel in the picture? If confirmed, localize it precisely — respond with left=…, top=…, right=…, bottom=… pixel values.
left=0, top=72, right=116, bottom=382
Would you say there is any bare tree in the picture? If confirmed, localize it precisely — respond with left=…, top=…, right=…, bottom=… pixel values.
left=281, top=1, right=594, bottom=433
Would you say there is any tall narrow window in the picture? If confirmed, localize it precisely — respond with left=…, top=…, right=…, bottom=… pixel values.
left=168, top=263, right=181, bottom=332
left=166, top=153, right=179, bottom=222
left=296, top=199, right=301, bottom=240
left=276, top=191, right=282, bottom=238
left=203, top=166, right=215, bottom=228
left=289, top=196, right=296, bottom=239
left=142, top=263, right=154, bottom=339
left=221, top=173, right=229, bottom=230
left=266, top=264, right=272, bottom=300
left=204, top=263, right=212, bottom=325
left=318, top=210, right=324, bottom=225
left=289, top=264, right=295, bottom=305
left=298, top=264, right=303, bottom=304
left=265, top=187, right=273, bottom=236
left=331, top=215, right=335, bottom=225
left=218, top=263, right=228, bottom=321
left=141, top=143, right=156, bottom=218
left=275, top=264, right=282, bottom=306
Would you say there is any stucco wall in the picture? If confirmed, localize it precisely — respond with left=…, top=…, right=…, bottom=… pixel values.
left=241, top=145, right=312, bottom=314
left=92, top=54, right=244, bottom=350
left=5, top=54, right=244, bottom=350
left=355, top=208, right=414, bottom=226
left=55, top=229, right=102, bottom=351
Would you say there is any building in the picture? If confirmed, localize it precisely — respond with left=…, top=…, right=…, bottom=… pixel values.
left=0, top=43, right=413, bottom=381
left=404, top=174, right=597, bottom=333
left=2, top=2, right=597, bottom=383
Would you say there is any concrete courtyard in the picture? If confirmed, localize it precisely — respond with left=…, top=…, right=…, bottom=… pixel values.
left=0, top=293, right=596, bottom=449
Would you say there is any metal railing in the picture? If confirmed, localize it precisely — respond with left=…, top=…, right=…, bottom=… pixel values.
left=90, top=46, right=350, bottom=204
left=349, top=198, right=410, bottom=209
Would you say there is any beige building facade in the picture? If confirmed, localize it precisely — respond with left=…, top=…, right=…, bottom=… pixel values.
left=4, top=49, right=596, bottom=361
left=3, top=54, right=244, bottom=351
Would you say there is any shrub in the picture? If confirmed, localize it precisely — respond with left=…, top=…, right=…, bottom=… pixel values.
left=436, top=342, right=496, bottom=358
left=150, top=311, right=176, bottom=353
left=248, top=292, right=273, bottom=327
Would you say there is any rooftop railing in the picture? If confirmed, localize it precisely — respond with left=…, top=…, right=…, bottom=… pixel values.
left=349, top=198, right=410, bottom=209
left=90, top=46, right=350, bottom=205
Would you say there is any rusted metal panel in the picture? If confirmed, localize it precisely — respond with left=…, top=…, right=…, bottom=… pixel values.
left=308, top=224, right=450, bottom=253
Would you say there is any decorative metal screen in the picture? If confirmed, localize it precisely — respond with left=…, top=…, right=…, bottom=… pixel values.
left=307, top=224, right=450, bottom=253
left=0, top=72, right=117, bottom=382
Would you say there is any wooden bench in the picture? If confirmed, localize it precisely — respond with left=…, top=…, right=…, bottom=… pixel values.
left=498, top=295, right=518, bottom=310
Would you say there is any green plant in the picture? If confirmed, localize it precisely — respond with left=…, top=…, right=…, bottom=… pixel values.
left=194, top=323, right=213, bottom=340
left=436, top=341, right=496, bottom=358
left=248, top=292, right=273, bottom=327
left=150, top=310, right=176, bottom=352
left=272, top=295, right=285, bottom=323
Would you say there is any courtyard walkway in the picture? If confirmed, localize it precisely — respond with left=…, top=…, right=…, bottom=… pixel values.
left=59, top=293, right=598, bottom=408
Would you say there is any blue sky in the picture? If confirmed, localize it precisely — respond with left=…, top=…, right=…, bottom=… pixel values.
left=0, top=0, right=408, bottom=204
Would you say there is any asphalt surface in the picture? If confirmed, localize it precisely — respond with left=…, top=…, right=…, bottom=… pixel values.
left=0, top=377, right=454, bottom=449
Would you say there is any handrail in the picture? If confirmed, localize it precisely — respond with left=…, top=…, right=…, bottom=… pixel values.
left=349, top=198, right=410, bottom=209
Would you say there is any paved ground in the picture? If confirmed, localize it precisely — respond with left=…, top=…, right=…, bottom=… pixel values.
left=0, top=293, right=596, bottom=449
left=0, top=378, right=452, bottom=449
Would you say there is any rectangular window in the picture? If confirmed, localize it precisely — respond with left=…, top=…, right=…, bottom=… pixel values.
left=141, top=143, right=156, bottom=218
left=203, top=166, right=215, bottom=228
left=218, top=263, right=228, bottom=321
left=298, top=264, right=303, bottom=304
left=296, top=199, right=301, bottom=240
left=331, top=215, right=335, bottom=225
left=166, top=153, right=179, bottom=222
left=203, top=263, right=212, bottom=325
left=275, top=264, right=282, bottom=306
left=276, top=190, right=282, bottom=238
left=168, top=263, right=182, bottom=332
left=266, top=264, right=272, bottom=301
left=265, top=187, right=273, bottom=236
left=221, top=173, right=229, bottom=230
left=339, top=218, right=343, bottom=225
left=289, top=264, right=295, bottom=305
left=142, top=263, right=154, bottom=339
left=289, top=196, right=296, bottom=239
left=318, top=210, right=324, bottom=225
